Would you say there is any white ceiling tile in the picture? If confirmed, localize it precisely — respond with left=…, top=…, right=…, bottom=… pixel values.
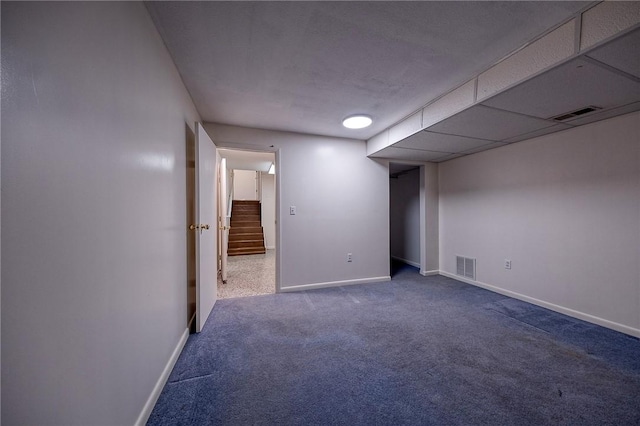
left=432, top=153, right=466, bottom=163
left=562, top=101, right=640, bottom=126
left=586, top=28, right=640, bottom=79
left=422, top=80, right=476, bottom=128
left=503, top=123, right=573, bottom=143
left=367, top=130, right=390, bottom=155
left=395, top=131, right=494, bottom=153
left=461, top=142, right=508, bottom=154
left=388, top=111, right=422, bottom=144
left=427, top=105, right=555, bottom=141
left=369, top=146, right=449, bottom=162
left=481, top=58, right=640, bottom=119
left=477, top=19, right=576, bottom=101
left=580, top=1, right=640, bottom=50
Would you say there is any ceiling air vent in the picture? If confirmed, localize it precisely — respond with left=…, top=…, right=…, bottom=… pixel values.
left=551, top=106, right=602, bottom=121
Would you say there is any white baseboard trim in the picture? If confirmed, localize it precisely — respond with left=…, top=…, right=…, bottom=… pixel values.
left=420, top=269, right=440, bottom=277
left=280, top=276, right=391, bottom=293
left=391, top=256, right=420, bottom=269
left=439, top=271, right=640, bottom=338
left=135, top=328, right=189, bottom=426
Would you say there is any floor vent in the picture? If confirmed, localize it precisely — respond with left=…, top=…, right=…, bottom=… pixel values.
left=550, top=106, right=602, bottom=121
left=456, top=255, right=476, bottom=280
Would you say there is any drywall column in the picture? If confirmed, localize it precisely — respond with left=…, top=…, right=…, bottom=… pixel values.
left=420, top=163, right=439, bottom=275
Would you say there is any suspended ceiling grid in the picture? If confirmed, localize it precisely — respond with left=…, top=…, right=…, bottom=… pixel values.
left=368, top=2, right=640, bottom=163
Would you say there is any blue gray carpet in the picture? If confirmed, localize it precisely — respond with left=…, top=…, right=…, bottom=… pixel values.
left=148, top=263, right=640, bottom=425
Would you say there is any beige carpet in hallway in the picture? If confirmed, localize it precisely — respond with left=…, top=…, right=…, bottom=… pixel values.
left=217, top=249, right=275, bottom=299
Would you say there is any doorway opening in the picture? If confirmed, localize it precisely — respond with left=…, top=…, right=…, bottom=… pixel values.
left=389, top=162, right=421, bottom=277
left=217, top=149, right=277, bottom=298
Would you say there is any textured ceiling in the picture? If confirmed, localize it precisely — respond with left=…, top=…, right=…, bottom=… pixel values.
left=147, top=1, right=592, bottom=140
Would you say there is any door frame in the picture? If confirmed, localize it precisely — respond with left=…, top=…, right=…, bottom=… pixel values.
left=388, top=160, right=431, bottom=276
left=217, top=155, right=229, bottom=284
left=215, top=144, right=281, bottom=293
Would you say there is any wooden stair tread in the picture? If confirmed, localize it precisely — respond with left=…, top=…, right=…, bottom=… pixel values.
left=229, top=235, right=264, bottom=239
left=228, top=248, right=266, bottom=256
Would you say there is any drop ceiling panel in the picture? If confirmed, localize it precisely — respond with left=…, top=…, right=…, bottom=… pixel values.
left=369, top=146, right=449, bottom=162
left=422, top=80, right=476, bottom=128
left=395, top=131, right=495, bottom=153
left=503, top=123, right=573, bottom=143
left=388, top=111, right=422, bottom=145
left=481, top=57, right=640, bottom=119
left=476, top=19, right=576, bottom=101
left=580, top=1, right=640, bottom=50
left=427, top=105, right=555, bottom=141
left=563, top=101, right=640, bottom=126
left=432, top=153, right=466, bottom=163
left=586, top=29, right=640, bottom=79
left=461, top=141, right=508, bottom=155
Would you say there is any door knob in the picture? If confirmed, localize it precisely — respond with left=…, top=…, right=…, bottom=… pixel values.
left=189, top=224, right=199, bottom=230
left=202, top=224, right=210, bottom=230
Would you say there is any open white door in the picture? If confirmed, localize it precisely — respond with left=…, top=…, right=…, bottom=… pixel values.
left=194, top=123, right=217, bottom=332
left=218, top=157, right=229, bottom=283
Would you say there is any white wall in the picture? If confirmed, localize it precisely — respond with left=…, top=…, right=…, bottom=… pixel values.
left=439, top=111, right=640, bottom=336
left=389, top=168, right=420, bottom=267
left=206, top=124, right=390, bottom=290
left=1, top=2, right=199, bottom=424
left=261, top=173, right=277, bottom=249
left=233, top=169, right=257, bottom=200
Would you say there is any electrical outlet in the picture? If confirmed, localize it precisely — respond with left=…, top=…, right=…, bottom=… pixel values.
left=290, top=206, right=296, bottom=215
left=347, top=253, right=353, bottom=263
left=504, top=259, right=512, bottom=270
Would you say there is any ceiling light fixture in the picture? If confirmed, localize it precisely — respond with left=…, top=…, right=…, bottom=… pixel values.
left=342, top=115, right=373, bottom=129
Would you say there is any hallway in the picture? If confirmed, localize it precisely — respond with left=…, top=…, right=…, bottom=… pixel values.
left=217, top=250, right=276, bottom=299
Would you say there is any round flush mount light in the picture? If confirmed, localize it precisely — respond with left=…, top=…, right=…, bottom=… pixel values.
left=342, top=115, right=373, bottom=129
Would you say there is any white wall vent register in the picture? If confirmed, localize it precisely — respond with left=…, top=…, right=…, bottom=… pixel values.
left=456, top=255, right=476, bottom=280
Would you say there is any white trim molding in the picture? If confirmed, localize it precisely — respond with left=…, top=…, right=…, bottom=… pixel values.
left=280, top=276, right=391, bottom=293
left=135, top=328, right=189, bottom=426
left=420, top=269, right=440, bottom=277
left=440, top=271, right=640, bottom=338
left=392, top=256, right=420, bottom=269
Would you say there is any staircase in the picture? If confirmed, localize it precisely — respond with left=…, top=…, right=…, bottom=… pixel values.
left=228, top=200, right=266, bottom=256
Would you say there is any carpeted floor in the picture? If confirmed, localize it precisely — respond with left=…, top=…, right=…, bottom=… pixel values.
left=149, top=263, right=640, bottom=425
